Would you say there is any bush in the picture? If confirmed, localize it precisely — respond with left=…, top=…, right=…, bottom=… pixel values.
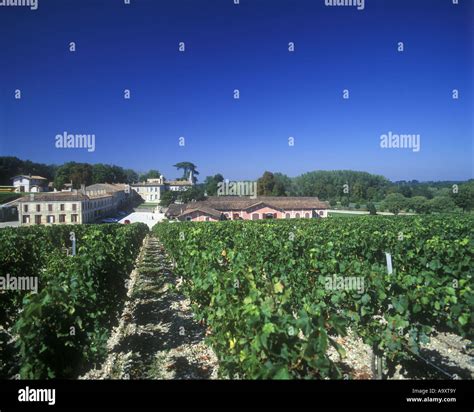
left=340, top=197, right=350, bottom=207
left=4, top=223, right=148, bottom=379
left=382, top=193, right=407, bottom=215
left=367, top=202, right=377, bottom=215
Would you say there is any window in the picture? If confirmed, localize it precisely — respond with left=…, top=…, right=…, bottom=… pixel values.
left=36, top=204, right=41, bottom=212
left=295, top=213, right=300, bottom=218
left=47, top=215, right=55, bottom=223
left=72, top=204, right=77, bottom=212
left=252, top=213, right=259, bottom=220
left=71, top=214, right=78, bottom=223
left=186, top=216, right=192, bottom=221
left=59, top=214, right=66, bottom=223
left=22, top=215, right=30, bottom=224
left=35, top=215, right=41, bottom=225
left=48, top=204, right=53, bottom=212
left=24, top=205, right=28, bottom=213
left=319, top=211, right=324, bottom=216
left=305, top=212, right=310, bottom=218
left=60, top=204, right=65, bottom=211
left=233, top=214, right=240, bottom=220
left=285, top=213, right=291, bottom=219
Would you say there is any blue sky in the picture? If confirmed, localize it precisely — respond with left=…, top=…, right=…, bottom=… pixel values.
left=0, top=0, right=472, bottom=182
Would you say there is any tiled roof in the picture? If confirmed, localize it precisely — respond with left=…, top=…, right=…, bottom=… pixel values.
left=131, top=182, right=164, bottom=187
left=165, top=204, right=187, bottom=217
left=166, top=180, right=193, bottom=186
left=16, top=192, right=89, bottom=202
left=196, top=196, right=329, bottom=211
left=12, top=175, right=48, bottom=180
left=86, top=183, right=129, bottom=192
left=179, top=205, right=223, bottom=219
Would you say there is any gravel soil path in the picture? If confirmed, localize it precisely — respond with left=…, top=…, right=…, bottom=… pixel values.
left=327, top=329, right=473, bottom=380
left=82, top=235, right=219, bottom=380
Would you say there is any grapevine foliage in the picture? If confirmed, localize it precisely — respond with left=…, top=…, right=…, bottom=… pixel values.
left=0, top=223, right=148, bottom=379
left=154, top=215, right=473, bottom=379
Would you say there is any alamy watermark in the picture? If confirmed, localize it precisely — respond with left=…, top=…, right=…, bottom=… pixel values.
left=217, top=180, right=257, bottom=199
left=380, top=131, right=420, bottom=152
left=18, top=387, right=55, bottom=406
left=323, top=274, right=365, bottom=294
left=0, top=0, right=38, bottom=10
left=55, top=131, right=96, bottom=152
left=324, top=0, right=365, bottom=11
left=0, top=274, right=38, bottom=293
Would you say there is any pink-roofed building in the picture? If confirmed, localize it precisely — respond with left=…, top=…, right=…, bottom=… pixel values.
left=168, top=197, right=329, bottom=222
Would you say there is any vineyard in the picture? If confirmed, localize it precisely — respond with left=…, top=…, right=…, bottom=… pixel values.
left=1, top=215, right=472, bottom=381
left=0, top=223, right=148, bottom=379
left=153, top=215, right=473, bottom=379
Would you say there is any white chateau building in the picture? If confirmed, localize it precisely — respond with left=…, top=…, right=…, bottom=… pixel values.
left=12, top=175, right=48, bottom=193
left=131, top=172, right=194, bottom=203
left=17, top=183, right=133, bottom=226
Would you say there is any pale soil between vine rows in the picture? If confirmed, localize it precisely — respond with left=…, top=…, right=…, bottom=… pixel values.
left=82, top=235, right=219, bottom=379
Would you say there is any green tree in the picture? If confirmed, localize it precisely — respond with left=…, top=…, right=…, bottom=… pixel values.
left=409, top=196, right=429, bottom=214
left=123, top=169, right=139, bottom=184
left=54, top=162, right=93, bottom=189
left=159, top=191, right=178, bottom=207
left=292, top=170, right=390, bottom=201
left=204, top=174, right=224, bottom=196
left=366, top=202, right=377, bottom=215
left=0, top=157, right=56, bottom=185
left=429, top=196, right=456, bottom=213
left=179, top=186, right=206, bottom=203
left=451, top=181, right=474, bottom=211
left=273, top=173, right=292, bottom=196
left=139, top=170, right=161, bottom=182
left=340, top=197, right=350, bottom=207
left=85, top=163, right=132, bottom=184
left=382, top=193, right=407, bottom=215
left=92, top=163, right=112, bottom=183
left=257, top=171, right=277, bottom=196
left=173, top=162, right=199, bottom=182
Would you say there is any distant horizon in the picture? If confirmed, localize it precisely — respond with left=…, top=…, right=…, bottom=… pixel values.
left=2, top=155, right=472, bottom=185
left=1, top=0, right=472, bottom=182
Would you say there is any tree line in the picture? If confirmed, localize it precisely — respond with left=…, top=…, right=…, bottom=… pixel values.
left=1, top=157, right=472, bottom=211
left=0, top=158, right=202, bottom=189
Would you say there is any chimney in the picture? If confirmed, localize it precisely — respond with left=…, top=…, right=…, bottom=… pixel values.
left=80, top=184, right=86, bottom=195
